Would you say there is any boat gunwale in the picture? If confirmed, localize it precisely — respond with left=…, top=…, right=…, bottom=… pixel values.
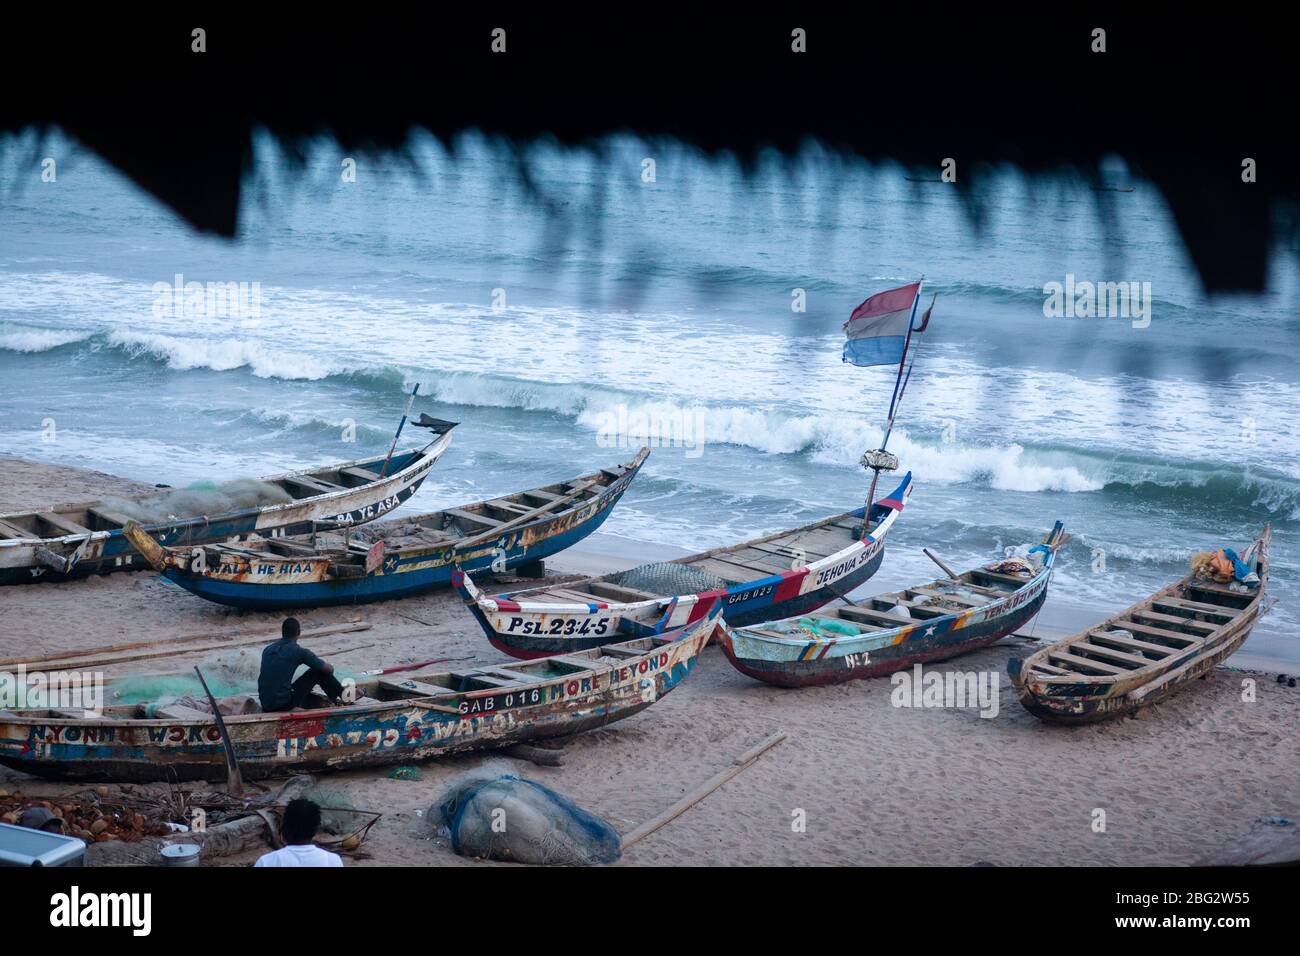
left=0, top=437, right=450, bottom=548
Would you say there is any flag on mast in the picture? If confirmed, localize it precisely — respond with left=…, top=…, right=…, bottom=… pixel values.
left=841, top=281, right=921, bottom=367
left=914, top=293, right=938, bottom=333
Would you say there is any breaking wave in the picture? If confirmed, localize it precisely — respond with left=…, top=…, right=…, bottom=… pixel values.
left=8, top=330, right=1298, bottom=516
left=101, top=329, right=343, bottom=380
left=0, top=326, right=94, bottom=352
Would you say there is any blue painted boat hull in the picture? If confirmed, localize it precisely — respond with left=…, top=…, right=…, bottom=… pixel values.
left=157, top=452, right=647, bottom=610
left=163, top=506, right=621, bottom=609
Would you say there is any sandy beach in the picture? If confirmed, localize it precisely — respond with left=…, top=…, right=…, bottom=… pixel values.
left=1, top=456, right=1297, bottom=867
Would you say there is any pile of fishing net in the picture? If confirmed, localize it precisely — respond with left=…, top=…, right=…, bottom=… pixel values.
left=300, top=784, right=361, bottom=834
left=430, top=772, right=621, bottom=865
left=109, top=648, right=358, bottom=714
left=608, top=562, right=729, bottom=597
left=985, top=543, right=1050, bottom=577
left=100, top=479, right=293, bottom=524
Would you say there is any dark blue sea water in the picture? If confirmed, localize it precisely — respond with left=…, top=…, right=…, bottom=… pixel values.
left=2, top=131, right=1296, bottom=664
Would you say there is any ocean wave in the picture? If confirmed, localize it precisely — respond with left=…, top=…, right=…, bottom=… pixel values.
left=10, top=331, right=1298, bottom=514
left=0, top=327, right=94, bottom=353
left=240, top=408, right=393, bottom=442
left=102, top=330, right=343, bottom=380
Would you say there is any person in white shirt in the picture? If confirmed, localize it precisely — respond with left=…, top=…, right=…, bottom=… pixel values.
left=254, top=798, right=344, bottom=868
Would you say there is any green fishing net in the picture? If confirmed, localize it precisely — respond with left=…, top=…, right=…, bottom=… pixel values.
left=299, top=784, right=359, bottom=833
left=796, top=617, right=860, bottom=637
left=108, top=648, right=359, bottom=710
left=608, top=562, right=729, bottom=596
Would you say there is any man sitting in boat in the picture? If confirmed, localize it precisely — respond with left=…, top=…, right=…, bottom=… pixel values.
left=258, top=617, right=347, bottom=712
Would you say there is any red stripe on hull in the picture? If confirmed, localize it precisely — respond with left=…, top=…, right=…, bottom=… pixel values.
left=773, top=568, right=808, bottom=603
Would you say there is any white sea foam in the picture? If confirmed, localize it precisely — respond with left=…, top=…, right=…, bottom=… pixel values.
left=402, top=371, right=1141, bottom=495
left=0, top=327, right=93, bottom=352
left=104, top=329, right=340, bottom=380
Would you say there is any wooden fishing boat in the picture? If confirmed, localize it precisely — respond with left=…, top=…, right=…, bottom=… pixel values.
left=1008, top=526, right=1270, bottom=724
left=124, top=448, right=649, bottom=610
left=0, top=421, right=456, bottom=585
left=456, top=472, right=913, bottom=658
left=715, top=522, right=1067, bottom=687
left=0, top=603, right=720, bottom=782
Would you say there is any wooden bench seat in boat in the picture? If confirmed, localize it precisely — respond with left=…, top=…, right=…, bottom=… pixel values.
left=1185, top=580, right=1254, bottom=606
left=545, top=655, right=613, bottom=671
left=0, top=518, right=32, bottom=538
left=445, top=508, right=503, bottom=528
left=890, top=596, right=947, bottom=616
left=1152, top=596, right=1240, bottom=619
left=948, top=581, right=1008, bottom=597
left=1130, top=609, right=1219, bottom=635
left=37, top=512, right=93, bottom=536
left=1047, top=650, right=1129, bottom=675
left=1071, top=640, right=1153, bottom=668
left=450, top=672, right=521, bottom=689
left=794, top=528, right=860, bottom=553
left=88, top=507, right=133, bottom=529
left=724, top=548, right=807, bottom=575
left=340, top=466, right=381, bottom=484
left=1024, top=660, right=1070, bottom=676
left=521, top=489, right=564, bottom=502
left=283, top=475, right=347, bottom=496
left=586, top=581, right=662, bottom=603
left=523, top=588, right=604, bottom=604
left=1086, top=630, right=1178, bottom=659
left=749, top=540, right=836, bottom=561
left=597, top=645, right=646, bottom=659
left=378, top=678, right=458, bottom=698
left=479, top=668, right=537, bottom=684
left=1108, top=619, right=1201, bottom=648
left=839, top=606, right=913, bottom=628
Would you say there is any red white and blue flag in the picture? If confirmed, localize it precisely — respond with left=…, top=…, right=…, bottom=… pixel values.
left=842, top=281, right=921, bottom=367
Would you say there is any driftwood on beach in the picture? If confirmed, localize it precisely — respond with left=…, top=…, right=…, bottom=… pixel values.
left=85, top=775, right=314, bottom=866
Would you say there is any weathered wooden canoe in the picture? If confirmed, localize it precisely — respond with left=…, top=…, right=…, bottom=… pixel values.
left=715, top=522, right=1066, bottom=687
left=456, top=472, right=913, bottom=658
left=125, top=448, right=649, bottom=609
left=0, top=423, right=456, bottom=585
left=1008, top=526, right=1270, bottom=724
left=0, top=603, right=719, bottom=782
